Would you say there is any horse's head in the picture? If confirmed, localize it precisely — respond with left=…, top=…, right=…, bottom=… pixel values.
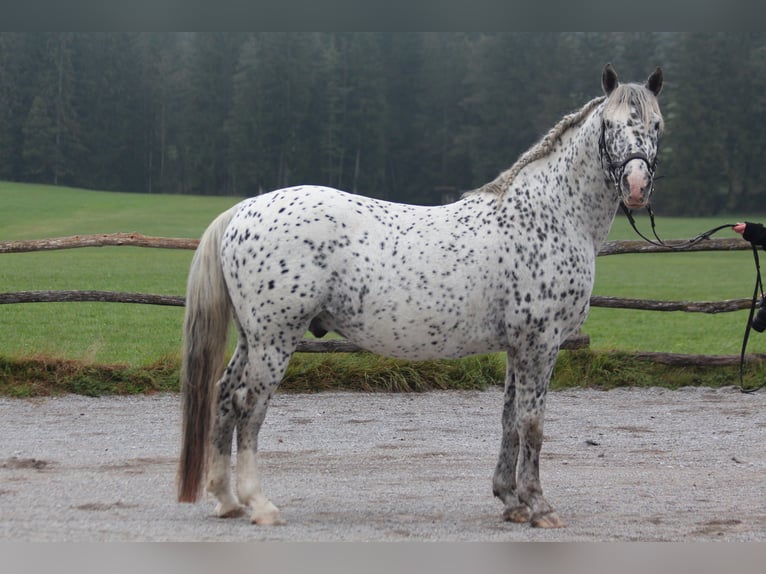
left=598, top=63, right=664, bottom=210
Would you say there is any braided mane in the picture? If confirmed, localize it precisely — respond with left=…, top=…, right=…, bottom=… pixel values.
left=466, top=95, right=606, bottom=198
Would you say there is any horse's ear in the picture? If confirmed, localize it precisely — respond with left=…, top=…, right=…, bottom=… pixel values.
left=602, top=63, right=619, bottom=96
left=645, top=67, right=663, bottom=97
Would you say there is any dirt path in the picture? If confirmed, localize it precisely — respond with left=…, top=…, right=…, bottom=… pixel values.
left=1, top=386, right=765, bottom=541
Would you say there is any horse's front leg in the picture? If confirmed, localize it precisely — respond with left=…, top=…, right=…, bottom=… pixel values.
left=497, top=346, right=564, bottom=528
left=514, top=406, right=563, bottom=528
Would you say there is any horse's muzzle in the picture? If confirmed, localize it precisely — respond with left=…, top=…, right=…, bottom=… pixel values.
left=620, top=157, right=653, bottom=209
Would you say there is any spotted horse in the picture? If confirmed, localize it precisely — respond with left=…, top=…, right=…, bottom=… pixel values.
left=177, top=64, right=664, bottom=528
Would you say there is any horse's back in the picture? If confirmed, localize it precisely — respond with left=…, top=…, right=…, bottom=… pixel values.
left=225, top=185, right=496, bottom=262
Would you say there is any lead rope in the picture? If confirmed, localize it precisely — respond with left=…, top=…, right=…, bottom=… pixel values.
left=739, top=244, right=766, bottom=393
left=620, top=203, right=764, bottom=392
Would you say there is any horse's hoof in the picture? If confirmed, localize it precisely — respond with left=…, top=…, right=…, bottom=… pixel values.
left=531, top=511, right=565, bottom=528
left=215, top=503, right=245, bottom=519
left=503, top=505, right=532, bottom=523
left=251, top=511, right=286, bottom=526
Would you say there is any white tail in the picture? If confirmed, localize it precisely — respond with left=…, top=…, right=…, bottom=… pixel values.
left=177, top=205, right=239, bottom=502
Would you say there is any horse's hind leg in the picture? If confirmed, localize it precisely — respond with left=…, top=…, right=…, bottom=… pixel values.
left=207, top=338, right=249, bottom=518
left=234, top=338, right=299, bottom=525
left=493, top=361, right=524, bottom=517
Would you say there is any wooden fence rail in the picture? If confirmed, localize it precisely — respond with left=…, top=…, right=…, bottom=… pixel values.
left=0, top=290, right=753, bottom=315
left=0, top=232, right=758, bottom=362
left=0, top=233, right=751, bottom=255
left=598, top=237, right=748, bottom=256
left=0, top=233, right=199, bottom=253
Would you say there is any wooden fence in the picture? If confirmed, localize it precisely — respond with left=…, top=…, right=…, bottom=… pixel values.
left=0, top=233, right=761, bottom=364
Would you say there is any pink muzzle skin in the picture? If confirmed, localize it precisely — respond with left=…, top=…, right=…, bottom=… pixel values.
left=621, top=158, right=653, bottom=209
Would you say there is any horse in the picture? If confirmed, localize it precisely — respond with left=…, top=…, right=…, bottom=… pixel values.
left=177, top=63, right=664, bottom=528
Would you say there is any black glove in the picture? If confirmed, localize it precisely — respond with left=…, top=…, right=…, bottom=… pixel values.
left=743, top=222, right=766, bottom=247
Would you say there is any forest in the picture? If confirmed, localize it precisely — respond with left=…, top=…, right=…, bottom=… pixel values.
left=1, top=32, right=765, bottom=215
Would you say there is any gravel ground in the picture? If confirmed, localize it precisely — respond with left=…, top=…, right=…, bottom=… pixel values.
left=1, top=386, right=765, bottom=542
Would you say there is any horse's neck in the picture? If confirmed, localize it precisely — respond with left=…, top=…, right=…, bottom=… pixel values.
left=542, top=107, right=618, bottom=249
left=580, top=111, right=621, bottom=248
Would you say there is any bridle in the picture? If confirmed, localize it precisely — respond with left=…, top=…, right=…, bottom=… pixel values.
left=598, top=119, right=658, bottom=203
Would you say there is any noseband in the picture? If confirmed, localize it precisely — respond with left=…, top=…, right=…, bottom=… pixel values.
left=598, top=120, right=658, bottom=198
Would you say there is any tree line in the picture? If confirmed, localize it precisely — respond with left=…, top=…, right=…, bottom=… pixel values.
left=1, top=32, right=765, bottom=214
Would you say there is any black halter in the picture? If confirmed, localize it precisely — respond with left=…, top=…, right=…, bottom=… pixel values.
left=598, top=120, right=658, bottom=197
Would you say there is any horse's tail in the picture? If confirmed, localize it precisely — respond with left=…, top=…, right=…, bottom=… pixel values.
left=177, top=205, right=239, bottom=503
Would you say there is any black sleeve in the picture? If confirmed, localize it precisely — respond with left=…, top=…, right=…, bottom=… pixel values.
left=743, top=222, right=766, bottom=248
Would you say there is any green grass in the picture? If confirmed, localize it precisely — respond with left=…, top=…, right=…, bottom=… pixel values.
left=0, top=354, right=182, bottom=397
left=0, top=181, right=241, bottom=239
left=7, top=347, right=765, bottom=397
left=283, top=352, right=506, bottom=393
left=1, top=181, right=764, bottom=395
left=552, top=349, right=766, bottom=391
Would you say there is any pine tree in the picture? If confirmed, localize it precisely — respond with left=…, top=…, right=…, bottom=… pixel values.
left=342, top=33, right=387, bottom=197
left=662, top=33, right=731, bottom=215
left=0, top=33, right=27, bottom=180
left=22, top=95, right=56, bottom=182
left=182, top=32, right=246, bottom=195
left=134, top=33, right=187, bottom=194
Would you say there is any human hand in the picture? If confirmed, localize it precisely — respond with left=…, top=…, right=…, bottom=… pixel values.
left=734, top=222, right=746, bottom=235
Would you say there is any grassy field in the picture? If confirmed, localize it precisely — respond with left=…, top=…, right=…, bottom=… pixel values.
left=587, top=219, right=757, bottom=356
left=0, top=182, right=239, bottom=366
left=1, top=181, right=764, bottom=394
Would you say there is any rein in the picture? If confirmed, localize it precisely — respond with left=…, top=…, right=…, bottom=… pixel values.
left=620, top=204, right=766, bottom=393
left=737, top=243, right=766, bottom=393
left=620, top=203, right=736, bottom=250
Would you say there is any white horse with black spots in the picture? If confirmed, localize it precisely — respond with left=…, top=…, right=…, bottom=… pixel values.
left=177, top=64, right=664, bottom=528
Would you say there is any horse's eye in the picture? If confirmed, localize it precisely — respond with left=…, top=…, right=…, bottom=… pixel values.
left=653, top=121, right=660, bottom=132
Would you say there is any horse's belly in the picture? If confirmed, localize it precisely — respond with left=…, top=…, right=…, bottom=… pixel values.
left=351, top=332, right=503, bottom=361
left=317, top=310, right=505, bottom=361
